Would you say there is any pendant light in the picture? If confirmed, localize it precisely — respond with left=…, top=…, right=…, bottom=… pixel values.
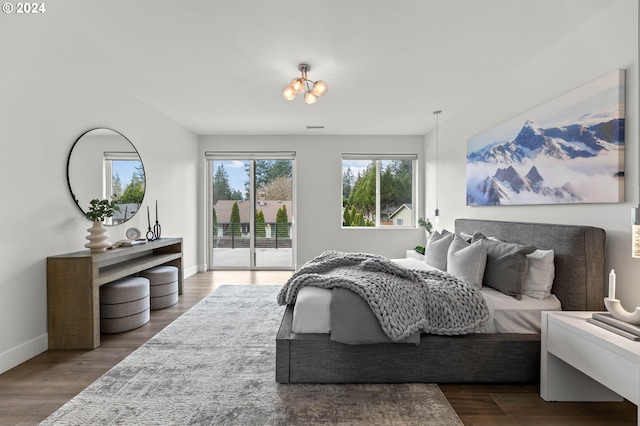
left=633, top=209, right=640, bottom=257
left=634, top=6, right=640, bottom=258
left=433, top=110, right=442, bottom=230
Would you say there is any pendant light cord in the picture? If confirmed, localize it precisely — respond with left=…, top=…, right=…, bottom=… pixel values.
left=434, top=110, right=442, bottom=218
left=635, top=4, right=640, bottom=225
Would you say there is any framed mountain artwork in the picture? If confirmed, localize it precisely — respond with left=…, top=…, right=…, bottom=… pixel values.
left=466, top=69, right=625, bottom=206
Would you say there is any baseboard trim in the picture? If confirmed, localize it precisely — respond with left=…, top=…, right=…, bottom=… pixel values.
left=185, top=265, right=200, bottom=278
left=0, top=333, right=48, bottom=374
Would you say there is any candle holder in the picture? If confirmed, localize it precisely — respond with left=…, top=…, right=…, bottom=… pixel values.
left=153, top=200, right=162, bottom=240
left=145, top=205, right=156, bottom=241
left=153, top=220, right=161, bottom=239
left=604, top=297, right=640, bottom=325
left=146, top=225, right=156, bottom=241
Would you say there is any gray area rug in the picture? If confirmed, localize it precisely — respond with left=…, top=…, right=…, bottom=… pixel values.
left=42, top=285, right=463, bottom=425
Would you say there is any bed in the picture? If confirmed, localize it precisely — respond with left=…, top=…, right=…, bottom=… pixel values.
left=275, top=219, right=606, bottom=384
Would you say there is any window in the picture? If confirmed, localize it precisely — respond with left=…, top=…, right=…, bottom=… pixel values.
left=342, top=154, right=417, bottom=228
left=104, top=152, right=145, bottom=224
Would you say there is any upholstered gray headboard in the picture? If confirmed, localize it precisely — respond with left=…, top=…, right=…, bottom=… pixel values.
left=455, top=219, right=606, bottom=311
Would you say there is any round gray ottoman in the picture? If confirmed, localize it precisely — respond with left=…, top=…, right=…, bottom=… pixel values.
left=100, top=276, right=150, bottom=334
left=139, top=265, right=179, bottom=310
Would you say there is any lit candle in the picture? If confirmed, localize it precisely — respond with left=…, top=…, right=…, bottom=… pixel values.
left=609, top=269, right=616, bottom=300
left=147, top=205, right=151, bottom=229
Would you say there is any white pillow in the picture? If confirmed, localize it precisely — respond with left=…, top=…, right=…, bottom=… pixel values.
left=446, top=235, right=487, bottom=288
left=522, top=249, right=555, bottom=299
left=424, top=231, right=454, bottom=270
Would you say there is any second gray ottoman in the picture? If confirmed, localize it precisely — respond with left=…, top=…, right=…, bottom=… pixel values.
left=139, top=265, right=179, bottom=310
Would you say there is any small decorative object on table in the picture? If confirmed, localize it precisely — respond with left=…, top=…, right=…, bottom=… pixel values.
left=120, top=228, right=146, bottom=247
left=153, top=200, right=161, bottom=239
left=84, top=198, right=120, bottom=253
left=146, top=201, right=162, bottom=241
left=146, top=205, right=155, bottom=241
left=587, top=312, right=640, bottom=341
left=602, top=269, right=640, bottom=325
left=126, top=227, right=141, bottom=240
left=589, top=269, right=640, bottom=340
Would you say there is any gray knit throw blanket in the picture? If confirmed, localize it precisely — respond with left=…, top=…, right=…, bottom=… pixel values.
left=277, top=250, right=490, bottom=341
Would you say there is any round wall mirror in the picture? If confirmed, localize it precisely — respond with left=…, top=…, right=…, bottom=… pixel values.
left=67, top=128, right=146, bottom=225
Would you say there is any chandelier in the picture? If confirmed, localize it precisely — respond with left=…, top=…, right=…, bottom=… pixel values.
left=282, top=63, right=328, bottom=104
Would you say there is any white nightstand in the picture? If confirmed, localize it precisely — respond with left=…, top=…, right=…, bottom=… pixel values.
left=405, top=249, right=424, bottom=261
left=541, top=311, right=638, bottom=423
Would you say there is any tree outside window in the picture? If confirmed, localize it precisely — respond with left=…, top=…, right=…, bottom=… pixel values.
left=342, top=156, right=416, bottom=228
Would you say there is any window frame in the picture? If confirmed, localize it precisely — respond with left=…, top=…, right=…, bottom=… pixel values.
left=103, top=151, right=142, bottom=201
left=341, top=153, right=418, bottom=229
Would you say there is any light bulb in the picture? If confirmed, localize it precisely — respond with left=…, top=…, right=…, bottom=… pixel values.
left=290, top=77, right=305, bottom=94
left=282, top=85, right=296, bottom=101
left=312, top=80, right=328, bottom=97
left=304, top=91, right=317, bottom=104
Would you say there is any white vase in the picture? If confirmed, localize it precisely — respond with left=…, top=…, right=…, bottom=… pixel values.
left=85, top=221, right=111, bottom=252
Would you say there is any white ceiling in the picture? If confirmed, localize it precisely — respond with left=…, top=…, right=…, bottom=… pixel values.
left=12, top=0, right=617, bottom=135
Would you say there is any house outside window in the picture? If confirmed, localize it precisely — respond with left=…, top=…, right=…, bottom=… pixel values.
left=342, top=154, right=417, bottom=228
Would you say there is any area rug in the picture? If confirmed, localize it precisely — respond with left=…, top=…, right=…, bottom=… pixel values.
left=42, top=285, right=463, bottom=425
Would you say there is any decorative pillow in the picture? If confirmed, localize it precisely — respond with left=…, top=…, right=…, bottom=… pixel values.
left=458, top=232, right=474, bottom=243
left=523, top=249, right=555, bottom=299
left=424, top=231, right=454, bottom=271
left=473, top=234, right=536, bottom=299
left=446, top=235, right=487, bottom=288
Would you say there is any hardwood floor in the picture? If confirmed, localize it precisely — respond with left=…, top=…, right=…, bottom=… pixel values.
left=0, top=271, right=289, bottom=425
left=0, top=270, right=635, bottom=425
left=440, top=383, right=635, bottom=425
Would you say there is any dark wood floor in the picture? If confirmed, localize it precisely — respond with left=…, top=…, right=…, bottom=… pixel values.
left=0, top=271, right=635, bottom=425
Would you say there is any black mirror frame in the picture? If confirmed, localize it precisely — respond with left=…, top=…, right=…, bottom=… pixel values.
left=66, top=128, right=146, bottom=225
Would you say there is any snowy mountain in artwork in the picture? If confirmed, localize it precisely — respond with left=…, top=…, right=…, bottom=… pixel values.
left=466, top=118, right=624, bottom=206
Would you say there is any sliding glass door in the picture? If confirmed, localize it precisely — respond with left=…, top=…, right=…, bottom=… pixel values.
left=207, top=153, right=295, bottom=270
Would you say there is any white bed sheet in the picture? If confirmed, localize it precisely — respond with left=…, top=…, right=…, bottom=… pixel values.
left=291, top=257, right=562, bottom=335
left=292, top=286, right=332, bottom=333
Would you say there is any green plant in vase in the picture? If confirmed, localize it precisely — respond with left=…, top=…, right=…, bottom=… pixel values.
left=418, top=217, right=432, bottom=234
left=84, top=199, right=120, bottom=252
left=85, top=198, right=120, bottom=222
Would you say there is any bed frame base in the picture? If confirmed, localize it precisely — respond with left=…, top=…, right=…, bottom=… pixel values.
left=277, top=305, right=539, bottom=384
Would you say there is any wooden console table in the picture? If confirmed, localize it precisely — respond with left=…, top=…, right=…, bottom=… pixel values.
left=47, top=237, right=183, bottom=350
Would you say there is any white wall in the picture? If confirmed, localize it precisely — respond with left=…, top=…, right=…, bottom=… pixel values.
left=198, top=136, right=425, bottom=268
left=2, top=0, right=633, bottom=376
left=0, top=25, right=198, bottom=373
left=425, top=0, right=640, bottom=308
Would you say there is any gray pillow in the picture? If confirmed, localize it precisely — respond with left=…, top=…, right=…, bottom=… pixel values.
left=447, top=235, right=487, bottom=288
left=458, top=231, right=474, bottom=243
left=523, top=249, right=555, bottom=299
left=424, top=231, right=454, bottom=270
left=473, top=233, right=536, bottom=299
